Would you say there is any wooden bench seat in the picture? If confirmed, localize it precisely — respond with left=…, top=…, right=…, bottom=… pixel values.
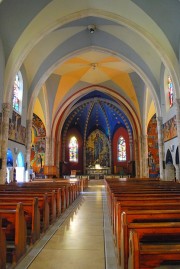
left=114, top=198, right=180, bottom=253
left=121, top=209, right=180, bottom=269
left=128, top=222, right=180, bottom=269
left=0, top=203, right=27, bottom=265
left=0, top=217, right=6, bottom=269
left=0, top=179, right=83, bottom=269
left=0, top=198, right=40, bottom=244
left=0, top=182, right=72, bottom=214
left=18, top=179, right=81, bottom=201
left=105, top=178, right=180, bottom=269
left=0, top=193, right=49, bottom=232
left=0, top=189, right=55, bottom=223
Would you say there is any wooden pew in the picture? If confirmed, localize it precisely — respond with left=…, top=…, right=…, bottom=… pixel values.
left=14, top=183, right=64, bottom=213
left=0, top=203, right=27, bottom=265
left=121, top=209, right=180, bottom=269
left=0, top=189, right=56, bottom=224
left=128, top=222, right=180, bottom=269
left=104, top=178, right=180, bottom=266
left=0, top=181, right=73, bottom=215
left=0, top=193, right=49, bottom=232
left=113, top=198, right=180, bottom=256
left=0, top=217, right=6, bottom=269
left=0, top=197, right=40, bottom=244
left=105, top=179, right=180, bottom=232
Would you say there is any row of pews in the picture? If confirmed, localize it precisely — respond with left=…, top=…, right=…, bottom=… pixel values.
left=105, top=177, right=180, bottom=269
left=0, top=177, right=88, bottom=269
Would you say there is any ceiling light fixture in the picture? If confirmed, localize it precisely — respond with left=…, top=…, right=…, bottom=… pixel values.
left=90, top=63, right=98, bottom=70
left=88, top=24, right=96, bottom=34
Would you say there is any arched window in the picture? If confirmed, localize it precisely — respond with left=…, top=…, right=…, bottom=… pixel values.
left=117, top=136, right=126, bottom=161
left=167, top=75, right=174, bottom=108
left=6, top=148, right=13, bottom=167
left=13, top=71, right=23, bottom=114
left=69, top=136, right=78, bottom=162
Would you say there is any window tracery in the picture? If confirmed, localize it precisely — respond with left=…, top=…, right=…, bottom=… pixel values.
left=13, top=71, right=23, bottom=114
left=69, top=136, right=78, bottom=162
left=117, top=136, right=126, bottom=161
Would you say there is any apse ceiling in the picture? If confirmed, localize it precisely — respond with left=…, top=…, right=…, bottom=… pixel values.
left=62, top=90, right=133, bottom=140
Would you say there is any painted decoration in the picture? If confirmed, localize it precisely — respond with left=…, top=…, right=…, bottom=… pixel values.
left=30, top=114, right=46, bottom=173
left=86, top=129, right=109, bottom=167
left=8, top=110, right=26, bottom=145
left=147, top=114, right=159, bottom=177
left=32, top=113, right=46, bottom=137
left=163, top=115, right=177, bottom=142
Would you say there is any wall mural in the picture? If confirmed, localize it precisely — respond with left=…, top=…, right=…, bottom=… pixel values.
left=8, top=110, right=26, bottom=145
left=147, top=114, right=160, bottom=177
left=30, top=113, right=46, bottom=174
left=163, top=115, right=177, bottom=142
left=86, top=129, right=110, bottom=167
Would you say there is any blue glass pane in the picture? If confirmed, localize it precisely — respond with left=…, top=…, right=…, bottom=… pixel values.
left=6, top=149, right=13, bottom=167
left=17, top=152, right=24, bottom=167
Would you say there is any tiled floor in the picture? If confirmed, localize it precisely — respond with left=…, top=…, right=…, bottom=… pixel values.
left=15, top=180, right=120, bottom=269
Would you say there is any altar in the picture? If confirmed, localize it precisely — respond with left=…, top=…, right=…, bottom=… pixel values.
left=86, top=164, right=110, bottom=179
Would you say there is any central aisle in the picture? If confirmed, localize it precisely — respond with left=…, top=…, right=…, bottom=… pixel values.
left=16, top=180, right=119, bottom=269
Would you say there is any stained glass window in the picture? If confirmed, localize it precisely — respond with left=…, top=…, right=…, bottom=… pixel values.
left=167, top=75, right=173, bottom=108
left=117, top=136, right=126, bottom=161
left=69, top=136, right=78, bottom=162
left=13, top=72, right=23, bottom=114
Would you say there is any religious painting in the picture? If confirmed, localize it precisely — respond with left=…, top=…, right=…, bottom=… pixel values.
left=32, top=113, right=46, bottom=137
left=147, top=114, right=159, bottom=177
left=86, top=129, right=110, bottom=167
left=167, top=75, right=174, bottom=108
left=8, top=110, right=26, bottom=145
left=30, top=114, right=46, bottom=174
left=163, top=115, right=177, bottom=142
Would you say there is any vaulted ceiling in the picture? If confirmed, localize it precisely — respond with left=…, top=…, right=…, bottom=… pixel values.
left=1, top=0, right=180, bottom=141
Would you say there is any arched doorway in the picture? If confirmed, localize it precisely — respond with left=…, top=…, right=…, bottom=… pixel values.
left=16, top=152, right=25, bottom=182
left=165, top=149, right=175, bottom=181
left=6, top=149, right=13, bottom=183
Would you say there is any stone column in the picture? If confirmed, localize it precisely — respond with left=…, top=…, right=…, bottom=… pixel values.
left=45, top=136, right=50, bottom=165
left=141, top=135, right=149, bottom=177
left=176, top=165, right=180, bottom=182
left=129, top=141, right=133, bottom=161
left=156, top=116, right=165, bottom=179
left=134, top=138, right=140, bottom=177
left=50, top=137, right=55, bottom=166
left=25, top=119, right=32, bottom=182
left=56, top=140, right=60, bottom=167
left=175, top=99, right=180, bottom=181
left=83, top=139, right=86, bottom=175
left=138, top=136, right=143, bottom=178
left=0, top=103, right=11, bottom=184
left=44, top=136, right=55, bottom=166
